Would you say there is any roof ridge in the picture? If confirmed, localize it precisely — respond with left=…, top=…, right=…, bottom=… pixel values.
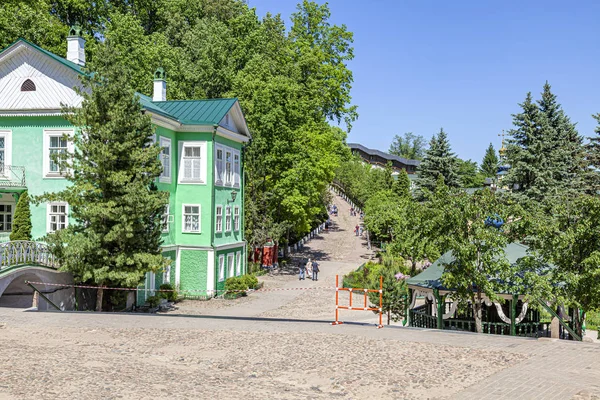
left=0, top=38, right=83, bottom=75
left=153, top=97, right=237, bottom=103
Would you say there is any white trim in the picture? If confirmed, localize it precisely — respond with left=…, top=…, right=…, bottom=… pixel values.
left=161, top=204, right=170, bottom=233
left=215, top=144, right=224, bottom=185
left=159, top=136, right=171, bottom=183
left=225, top=206, right=232, bottom=232
left=214, top=241, right=246, bottom=251
left=227, top=253, right=234, bottom=278
left=182, top=203, right=201, bottom=233
left=234, top=206, right=240, bottom=231
left=175, top=248, right=181, bottom=288
left=207, top=250, right=215, bottom=295
left=0, top=130, right=12, bottom=176
left=236, top=251, right=242, bottom=276
left=43, top=129, right=74, bottom=178
left=46, top=202, right=69, bottom=233
left=0, top=110, right=63, bottom=117
left=215, top=205, right=223, bottom=233
left=218, top=254, right=225, bottom=282
left=215, top=126, right=250, bottom=143
left=233, top=150, right=240, bottom=188
left=177, top=141, right=207, bottom=185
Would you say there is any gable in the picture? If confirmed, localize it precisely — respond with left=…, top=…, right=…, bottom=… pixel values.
left=0, top=41, right=84, bottom=113
left=217, top=101, right=249, bottom=137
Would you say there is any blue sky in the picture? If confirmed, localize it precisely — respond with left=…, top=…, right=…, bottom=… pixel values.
left=247, top=0, right=600, bottom=163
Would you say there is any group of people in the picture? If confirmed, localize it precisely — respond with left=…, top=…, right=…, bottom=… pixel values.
left=329, top=204, right=339, bottom=217
left=354, top=224, right=363, bottom=237
left=298, top=258, right=320, bottom=281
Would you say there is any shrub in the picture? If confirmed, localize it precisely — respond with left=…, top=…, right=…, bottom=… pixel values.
left=242, top=274, right=258, bottom=290
left=10, top=190, right=32, bottom=241
left=225, top=276, right=248, bottom=296
left=158, top=283, right=178, bottom=302
left=146, top=295, right=160, bottom=308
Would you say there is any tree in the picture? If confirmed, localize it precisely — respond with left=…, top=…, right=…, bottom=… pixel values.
left=526, top=194, right=600, bottom=338
left=585, top=114, right=600, bottom=194
left=457, top=158, right=485, bottom=188
left=368, top=265, right=409, bottom=325
left=440, top=189, right=513, bottom=333
left=416, top=128, right=460, bottom=196
left=392, top=169, right=411, bottom=198
left=389, top=132, right=426, bottom=160
left=9, top=190, right=32, bottom=241
left=37, top=41, right=169, bottom=311
left=363, top=190, right=403, bottom=242
left=480, top=143, right=499, bottom=178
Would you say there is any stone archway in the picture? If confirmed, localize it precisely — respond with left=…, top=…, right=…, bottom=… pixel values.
left=0, top=267, right=74, bottom=310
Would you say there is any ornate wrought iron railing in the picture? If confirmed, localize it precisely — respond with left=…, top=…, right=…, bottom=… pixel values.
left=0, top=241, right=57, bottom=270
left=410, top=307, right=437, bottom=328
left=0, top=165, right=26, bottom=187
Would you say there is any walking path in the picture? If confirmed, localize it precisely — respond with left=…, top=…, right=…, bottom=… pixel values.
left=1, top=192, right=599, bottom=399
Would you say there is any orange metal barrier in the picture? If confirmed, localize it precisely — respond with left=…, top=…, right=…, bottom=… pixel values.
left=332, top=274, right=383, bottom=328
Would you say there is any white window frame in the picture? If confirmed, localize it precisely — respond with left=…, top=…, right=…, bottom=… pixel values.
left=236, top=251, right=242, bottom=276
left=215, top=205, right=223, bottom=233
left=0, top=202, right=14, bottom=233
left=177, top=141, right=207, bottom=184
left=146, top=272, right=156, bottom=298
left=225, top=206, right=232, bottom=232
left=234, top=206, right=240, bottom=231
left=233, top=150, right=240, bottom=188
left=0, top=130, right=12, bottom=177
left=161, top=204, right=170, bottom=233
left=182, top=204, right=201, bottom=233
left=218, top=255, right=225, bottom=282
left=215, top=144, right=225, bottom=186
left=227, top=253, right=234, bottom=278
left=43, top=130, right=74, bottom=178
left=225, top=150, right=232, bottom=186
left=46, top=202, right=69, bottom=233
left=159, top=136, right=171, bottom=183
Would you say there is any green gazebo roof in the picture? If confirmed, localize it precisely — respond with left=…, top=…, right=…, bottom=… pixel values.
left=406, top=242, right=532, bottom=291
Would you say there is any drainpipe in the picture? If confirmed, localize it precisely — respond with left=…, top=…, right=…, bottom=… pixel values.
left=241, top=138, right=250, bottom=273
left=211, top=125, right=218, bottom=297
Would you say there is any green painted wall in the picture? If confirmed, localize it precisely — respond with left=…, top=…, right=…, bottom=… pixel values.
left=0, top=116, right=72, bottom=239
left=215, top=246, right=245, bottom=292
left=179, top=249, right=208, bottom=296
left=162, top=250, right=177, bottom=287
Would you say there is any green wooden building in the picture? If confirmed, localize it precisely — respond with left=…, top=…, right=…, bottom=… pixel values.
left=0, top=32, right=250, bottom=303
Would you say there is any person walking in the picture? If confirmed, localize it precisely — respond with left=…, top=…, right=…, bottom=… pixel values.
left=306, top=258, right=313, bottom=278
left=298, top=261, right=306, bottom=280
left=311, top=260, right=320, bottom=281
left=355, top=224, right=359, bottom=236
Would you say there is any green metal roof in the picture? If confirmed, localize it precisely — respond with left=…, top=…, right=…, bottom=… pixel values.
left=406, top=242, right=532, bottom=290
left=1, top=38, right=83, bottom=75
left=153, top=98, right=237, bottom=125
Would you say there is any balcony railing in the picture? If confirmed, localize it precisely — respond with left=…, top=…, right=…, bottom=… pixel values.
left=0, top=165, right=26, bottom=188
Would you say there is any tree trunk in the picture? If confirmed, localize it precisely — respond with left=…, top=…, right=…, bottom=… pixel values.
left=474, top=292, right=483, bottom=333
left=410, top=260, right=417, bottom=276
left=573, top=307, right=585, bottom=339
left=96, top=288, right=104, bottom=312
left=387, top=310, right=391, bottom=325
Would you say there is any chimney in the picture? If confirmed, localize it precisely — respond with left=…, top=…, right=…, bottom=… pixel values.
left=153, top=68, right=166, bottom=102
left=66, top=25, right=86, bottom=66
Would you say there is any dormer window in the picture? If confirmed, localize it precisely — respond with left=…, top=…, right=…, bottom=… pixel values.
left=21, top=79, right=36, bottom=92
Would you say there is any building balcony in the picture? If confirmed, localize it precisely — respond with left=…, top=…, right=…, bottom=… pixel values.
left=0, top=165, right=26, bottom=189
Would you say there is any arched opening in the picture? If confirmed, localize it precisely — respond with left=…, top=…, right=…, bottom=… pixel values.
left=0, top=272, right=41, bottom=308
left=20, top=79, right=36, bottom=92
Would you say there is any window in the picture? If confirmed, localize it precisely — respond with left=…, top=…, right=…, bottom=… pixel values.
left=234, top=206, right=240, bottom=231
left=216, top=147, right=224, bottom=184
left=146, top=272, right=156, bottom=298
left=178, top=141, right=207, bottom=184
left=159, top=137, right=171, bottom=183
left=227, top=253, right=234, bottom=278
left=161, top=205, right=170, bottom=233
left=215, top=205, right=223, bottom=233
left=47, top=202, right=68, bottom=233
left=0, top=204, right=13, bottom=232
left=218, top=255, right=225, bottom=282
left=0, top=131, right=10, bottom=176
left=236, top=252, right=242, bottom=276
left=182, top=204, right=201, bottom=233
left=225, top=206, right=231, bottom=232
left=21, top=79, right=36, bottom=92
left=225, top=151, right=232, bottom=185
left=44, top=130, right=73, bottom=177
left=233, top=152, right=240, bottom=187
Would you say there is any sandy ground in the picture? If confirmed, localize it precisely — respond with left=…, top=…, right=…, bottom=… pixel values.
left=1, top=193, right=599, bottom=399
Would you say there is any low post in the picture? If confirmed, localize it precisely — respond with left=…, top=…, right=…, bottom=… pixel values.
left=434, top=288, right=443, bottom=329
left=378, top=275, right=383, bottom=328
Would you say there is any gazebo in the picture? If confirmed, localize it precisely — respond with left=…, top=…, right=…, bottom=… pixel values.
left=406, top=242, right=547, bottom=337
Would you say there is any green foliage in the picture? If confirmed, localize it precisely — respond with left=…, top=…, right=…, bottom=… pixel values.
left=36, top=41, right=169, bottom=300
left=480, top=143, right=499, bottom=178
left=440, top=189, right=514, bottom=333
left=393, top=169, right=411, bottom=198
left=388, top=132, right=426, bottom=160
left=416, top=128, right=460, bottom=197
left=525, top=194, right=600, bottom=337
left=10, top=190, right=32, bottom=241
left=367, top=264, right=409, bottom=325
left=224, top=274, right=259, bottom=298
left=456, top=158, right=486, bottom=188
left=363, top=190, right=402, bottom=242
left=241, top=274, right=259, bottom=290
left=145, top=295, right=161, bottom=308
left=585, top=114, right=600, bottom=194
left=158, top=283, right=178, bottom=302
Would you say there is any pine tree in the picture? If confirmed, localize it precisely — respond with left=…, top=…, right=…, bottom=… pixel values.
left=416, top=128, right=460, bottom=196
left=480, top=143, right=499, bottom=178
left=9, top=190, right=32, bottom=241
left=393, top=169, right=411, bottom=198
left=38, top=41, right=169, bottom=311
left=585, top=114, right=600, bottom=194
